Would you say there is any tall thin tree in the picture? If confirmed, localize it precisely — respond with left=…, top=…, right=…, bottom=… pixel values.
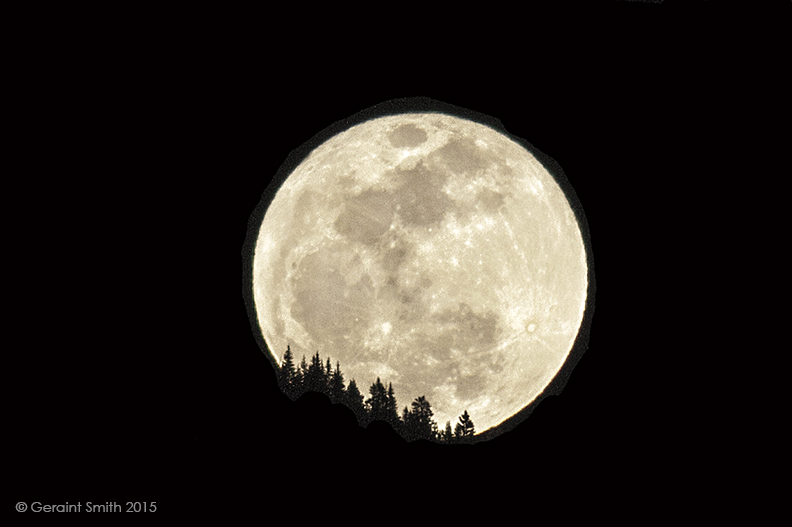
left=345, top=379, right=366, bottom=424
left=329, top=361, right=346, bottom=404
left=366, top=377, right=390, bottom=423
left=454, top=410, right=475, bottom=442
left=442, top=421, right=454, bottom=443
left=325, top=357, right=333, bottom=395
left=278, top=345, right=297, bottom=398
left=292, top=354, right=308, bottom=398
left=402, top=396, right=436, bottom=442
left=386, top=383, right=401, bottom=430
left=304, top=352, right=327, bottom=393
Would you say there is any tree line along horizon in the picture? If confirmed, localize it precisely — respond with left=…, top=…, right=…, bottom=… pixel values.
left=276, top=346, right=476, bottom=443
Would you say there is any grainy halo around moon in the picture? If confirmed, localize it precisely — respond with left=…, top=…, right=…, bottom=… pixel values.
left=252, top=112, right=588, bottom=435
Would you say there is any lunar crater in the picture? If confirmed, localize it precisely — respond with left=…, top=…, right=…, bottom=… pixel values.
left=387, top=123, right=428, bottom=148
left=429, top=135, right=495, bottom=178
left=333, top=188, right=396, bottom=245
left=391, top=162, right=455, bottom=229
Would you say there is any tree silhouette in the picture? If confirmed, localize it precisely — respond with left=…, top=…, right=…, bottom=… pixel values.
left=297, top=354, right=308, bottom=397
left=325, top=357, right=333, bottom=394
left=454, top=410, right=475, bottom=442
left=385, top=383, right=401, bottom=430
left=402, top=396, right=436, bottom=442
left=278, top=345, right=298, bottom=399
left=440, top=421, right=454, bottom=443
left=328, top=361, right=346, bottom=404
left=275, top=347, right=476, bottom=443
left=345, top=378, right=367, bottom=424
left=366, top=378, right=391, bottom=424
left=304, top=352, right=327, bottom=394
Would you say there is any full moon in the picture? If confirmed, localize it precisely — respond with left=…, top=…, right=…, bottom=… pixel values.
left=251, top=109, right=589, bottom=436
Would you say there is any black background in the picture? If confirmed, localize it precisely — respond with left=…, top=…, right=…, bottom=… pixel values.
left=11, top=1, right=788, bottom=516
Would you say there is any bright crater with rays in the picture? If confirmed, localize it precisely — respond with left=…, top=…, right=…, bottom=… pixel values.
left=253, top=113, right=587, bottom=434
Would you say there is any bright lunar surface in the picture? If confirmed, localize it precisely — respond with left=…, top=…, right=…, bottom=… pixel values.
left=252, top=112, right=588, bottom=435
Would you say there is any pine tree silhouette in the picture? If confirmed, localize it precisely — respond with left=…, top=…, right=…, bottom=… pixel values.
left=441, top=421, right=454, bottom=443
left=386, top=383, right=401, bottom=430
left=366, top=378, right=390, bottom=424
left=328, top=361, right=346, bottom=404
left=454, top=410, right=475, bottom=442
left=296, top=354, right=308, bottom=397
left=402, top=396, right=436, bottom=442
left=304, top=352, right=327, bottom=394
left=275, top=347, right=476, bottom=443
left=325, top=357, right=333, bottom=395
left=278, top=345, right=298, bottom=399
left=345, top=378, right=366, bottom=425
